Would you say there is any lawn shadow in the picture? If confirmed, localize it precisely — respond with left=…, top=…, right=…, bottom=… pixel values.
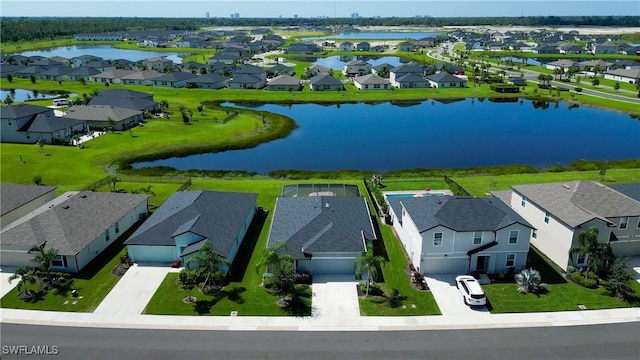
left=52, top=279, right=75, bottom=297
left=282, top=286, right=311, bottom=316
left=228, top=212, right=267, bottom=282
left=527, top=246, right=567, bottom=284
left=192, top=286, right=247, bottom=315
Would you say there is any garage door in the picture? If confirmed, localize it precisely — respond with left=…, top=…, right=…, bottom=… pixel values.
left=421, top=257, right=468, bottom=274
left=311, top=258, right=355, bottom=275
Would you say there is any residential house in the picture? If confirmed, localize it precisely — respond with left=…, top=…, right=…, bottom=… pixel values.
left=185, top=73, right=229, bottom=89
left=266, top=196, right=376, bottom=275
left=604, top=68, right=640, bottom=84
left=175, top=36, right=206, bottom=48
left=151, top=72, right=199, bottom=88
left=207, top=53, right=241, bottom=65
left=1, top=104, right=53, bottom=143
left=67, top=67, right=101, bottom=82
left=342, top=59, right=372, bottom=77
left=83, top=60, right=117, bottom=73
left=266, top=64, right=295, bottom=77
left=370, top=45, right=385, bottom=52
left=591, top=42, right=619, bottom=55
left=70, top=55, right=103, bottom=67
left=425, top=72, right=467, bottom=88
left=266, top=75, right=302, bottom=91
left=559, top=43, right=584, bottom=54
left=414, top=37, right=437, bottom=50
left=125, top=191, right=257, bottom=272
left=64, top=105, right=143, bottom=131
left=387, top=196, right=533, bottom=274
left=545, top=59, right=579, bottom=72
left=88, top=89, right=159, bottom=112
left=90, top=69, right=138, bottom=84
left=372, top=63, right=393, bottom=77
left=305, top=64, right=331, bottom=77
left=498, top=181, right=640, bottom=271
left=34, top=67, right=75, bottom=81
left=0, top=191, right=149, bottom=273
left=356, top=42, right=371, bottom=51
left=339, top=41, right=355, bottom=51
left=120, top=70, right=164, bottom=85
left=622, top=45, right=640, bottom=56
left=1, top=183, right=57, bottom=229
left=14, top=66, right=48, bottom=79
left=532, top=45, right=560, bottom=54
left=309, top=74, right=344, bottom=91
left=285, top=42, right=320, bottom=54
left=353, top=74, right=390, bottom=90
left=30, top=58, right=65, bottom=71
left=390, top=64, right=428, bottom=88
left=142, top=57, right=175, bottom=72
left=229, top=64, right=267, bottom=89
left=578, top=59, right=614, bottom=72
left=0, top=64, right=25, bottom=78
left=397, top=41, right=414, bottom=52
left=15, top=113, right=86, bottom=144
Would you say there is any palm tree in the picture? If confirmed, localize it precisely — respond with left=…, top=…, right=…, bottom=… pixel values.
left=186, top=241, right=228, bottom=293
left=568, top=227, right=614, bottom=275
left=515, top=268, right=546, bottom=294
left=106, top=175, right=120, bottom=192
left=354, top=244, right=385, bottom=296
left=256, top=240, right=288, bottom=274
left=32, top=246, right=59, bottom=285
left=8, top=266, right=36, bottom=296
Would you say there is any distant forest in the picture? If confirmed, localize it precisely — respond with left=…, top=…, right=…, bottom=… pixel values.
left=1, top=16, right=639, bottom=42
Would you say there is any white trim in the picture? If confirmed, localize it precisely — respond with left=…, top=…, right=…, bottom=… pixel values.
left=505, top=253, right=516, bottom=267
left=473, top=231, right=483, bottom=245
left=508, top=230, right=519, bottom=244
left=619, top=217, right=629, bottom=230
left=433, top=232, right=443, bottom=246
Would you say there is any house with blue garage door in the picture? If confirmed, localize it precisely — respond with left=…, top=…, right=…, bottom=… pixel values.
left=125, top=190, right=258, bottom=272
left=266, top=194, right=376, bottom=276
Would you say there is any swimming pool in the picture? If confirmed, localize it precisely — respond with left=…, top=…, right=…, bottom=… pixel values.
left=384, top=192, right=448, bottom=199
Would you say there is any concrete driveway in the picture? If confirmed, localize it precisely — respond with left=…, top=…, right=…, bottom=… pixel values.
left=0, top=268, right=19, bottom=298
left=629, top=256, right=640, bottom=283
left=424, top=274, right=490, bottom=316
left=311, top=274, right=360, bottom=325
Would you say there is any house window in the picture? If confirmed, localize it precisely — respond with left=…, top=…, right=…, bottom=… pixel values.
left=505, top=253, right=516, bottom=267
left=521, top=196, right=527, bottom=207
left=433, top=232, right=443, bottom=246
left=532, top=229, right=538, bottom=239
left=115, top=221, right=120, bottom=234
left=473, top=231, right=482, bottom=245
left=544, top=211, right=550, bottom=224
left=509, top=230, right=518, bottom=244
left=619, top=217, right=629, bottom=230
left=576, top=253, right=588, bottom=265
left=52, top=255, right=66, bottom=267
left=105, top=230, right=110, bottom=242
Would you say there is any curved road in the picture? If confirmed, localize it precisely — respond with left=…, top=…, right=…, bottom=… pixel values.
left=2, top=323, right=639, bottom=359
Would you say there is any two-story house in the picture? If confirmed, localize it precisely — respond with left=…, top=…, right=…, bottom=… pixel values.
left=342, top=59, right=372, bottom=77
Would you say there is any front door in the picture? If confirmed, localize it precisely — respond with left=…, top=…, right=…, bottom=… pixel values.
left=476, top=255, right=489, bottom=272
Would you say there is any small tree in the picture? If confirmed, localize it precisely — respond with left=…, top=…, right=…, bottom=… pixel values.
left=8, top=266, right=36, bottom=297
left=599, top=161, right=608, bottom=181
left=106, top=175, right=120, bottom=192
left=515, top=268, right=547, bottom=294
left=36, top=139, right=46, bottom=155
left=605, top=258, right=633, bottom=299
left=32, top=246, right=59, bottom=285
left=6, top=74, right=13, bottom=83
left=592, top=78, right=600, bottom=87
left=179, top=269, right=198, bottom=303
left=30, top=75, right=36, bottom=84
left=354, top=244, right=385, bottom=297
left=186, top=242, right=228, bottom=293
left=32, top=175, right=42, bottom=185
left=614, top=81, right=620, bottom=92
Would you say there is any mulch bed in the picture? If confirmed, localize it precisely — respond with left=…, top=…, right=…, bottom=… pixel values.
left=110, top=263, right=130, bottom=277
left=404, top=265, right=430, bottom=291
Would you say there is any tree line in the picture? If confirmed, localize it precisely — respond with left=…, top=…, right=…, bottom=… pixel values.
left=1, top=16, right=639, bottom=43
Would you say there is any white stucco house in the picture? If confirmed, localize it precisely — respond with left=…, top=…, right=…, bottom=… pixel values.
left=0, top=191, right=149, bottom=273
left=1, top=183, right=57, bottom=229
left=125, top=191, right=258, bottom=273
left=387, top=196, right=534, bottom=275
left=494, top=181, right=640, bottom=271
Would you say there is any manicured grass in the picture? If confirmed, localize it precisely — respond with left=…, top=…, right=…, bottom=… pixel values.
left=380, top=178, right=448, bottom=192
left=1, top=232, right=132, bottom=312
left=452, top=169, right=640, bottom=197
left=484, top=248, right=640, bottom=313
left=93, top=181, right=182, bottom=209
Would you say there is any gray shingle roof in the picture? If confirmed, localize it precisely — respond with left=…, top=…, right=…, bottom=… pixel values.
left=400, top=196, right=532, bottom=232
left=354, top=74, right=389, bottom=85
left=1, top=104, right=52, bottom=120
left=229, top=74, right=262, bottom=84
left=310, top=74, right=343, bottom=86
left=426, top=72, right=465, bottom=83
left=64, top=105, right=142, bottom=122
left=1, top=191, right=148, bottom=255
left=152, top=72, right=199, bottom=82
left=609, top=183, right=640, bottom=202
left=512, top=181, right=640, bottom=228
left=125, top=191, right=258, bottom=258
left=268, top=75, right=301, bottom=86
left=267, top=196, right=375, bottom=259
left=186, top=73, right=229, bottom=84
left=22, top=113, right=85, bottom=133
left=1, top=183, right=57, bottom=216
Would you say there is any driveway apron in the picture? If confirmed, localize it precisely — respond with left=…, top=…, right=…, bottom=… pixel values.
left=311, top=274, right=360, bottom=325
left=424, top=273, right=490, bottom=316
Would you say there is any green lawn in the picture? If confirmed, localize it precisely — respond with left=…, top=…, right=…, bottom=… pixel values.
left=380, top=177, right=449, bottom=192
left=93, top=181, right=183, bottom=210
left=1, top=231, right=132, bottom=312
left=484, top=248, right=640, bottom=313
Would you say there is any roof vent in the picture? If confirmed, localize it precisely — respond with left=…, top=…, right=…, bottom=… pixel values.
left=562, top=184, right=571, bottom=189
left=62, top=205, right=70, bottom=209
left=325, top=203, right=330, bottom=208
left=81, top=195, right=87, bottom=198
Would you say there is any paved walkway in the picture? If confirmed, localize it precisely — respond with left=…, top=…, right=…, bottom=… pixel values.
left=94, top=263, right=177, bottom=315
left=0, top=268, right=20, bottom=298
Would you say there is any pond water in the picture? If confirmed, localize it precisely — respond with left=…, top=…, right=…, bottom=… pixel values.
left=499, top=56, right=541, bottom=66
left=312, top=56, right=408, bottom=70
left=13, top=45, right=185, bottom=64
left=134, top=99, right=640, bottom=173
left=0, top=88, right=76, bottom=102
left=303, top=31, right=442, bottom=40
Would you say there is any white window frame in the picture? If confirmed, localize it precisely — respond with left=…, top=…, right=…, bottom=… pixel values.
left=576, top=253, right=588, bottom=266
left=544, top=211, right=550, bottom=224
left=505, top=253, right=516, bottom=267
left=619, top=217, right=629, bottom=230
left=521, top=196, right=527, bottom=207
left=532, top=229, right=537, bottom=239
left=509, top=230, right=518, bottom=244
left=433, top=232, right=443, bottom=247
left=473, top=231, right=483, bottom=245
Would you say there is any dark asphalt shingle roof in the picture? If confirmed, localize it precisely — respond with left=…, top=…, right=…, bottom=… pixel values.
left=609, top=183, right=640, bottom=202
left=267, top=196, right=375, bottom=259
left=152, top=72, right=199, bottom=82
left=1, top=191, right=148, bottom=255
left=310, top=74, right=343, bottom=86
left=1, top=183, right=57, bottom=216
left=22, top=113, right=85, bottom=133
left=400, top=196, right=533, bottom=232
left=187, top=73, right=229, bottom=84
left=1, top=104, right=52, bottom=120
left=268, top=75, right=301, bottom=86
left=426, top=72, right=466, bottom=83
left=125, top=191, right=258, bottom=258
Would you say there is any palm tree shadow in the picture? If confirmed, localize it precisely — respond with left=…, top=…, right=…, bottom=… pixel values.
left=282, top=286, right=312, bottom=316
left=191, top=286, right=247, bottom=315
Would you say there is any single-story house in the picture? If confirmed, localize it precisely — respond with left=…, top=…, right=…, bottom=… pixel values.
left=1, top=104, right=54, bottom=143
left=387, top=195, right=534, bottom=274
left=16, top=113, right=86, bottom=144
left=266, top=75, right=302, bottom=91
left=353, top=74, right=390, bottom=90
left=228, top=74, right=265, bottom=89
left=64, top=105, right=143, bottom=131
left=495, top=181, right=640, bottom=271
left=150, top=72, right=199, bottom=88
left=34, top=67, right=75, bottom=81
left=185, top=73, right=229, bottom=89
left=266, top=63, right=295, bottom=77
left=125, top=191, right=258, bottom=273
left=285, top=42, right=320, bottom=54
left=120, top=70, right=164, bottom=86
left=306, top=64, right=331, bottom=77
left=604, top=68, right=640, bottom=84
left=393, top=73, right=429, bottom=88
left=67, top=67, right=101, bottom=82
left=1, top=183, right=57, bottom=229
left=88, top=89, right=159, bottom=112
left=371, top=63, right=393, bottom=77
left=230, top=64, right=267, bottom=88
left=142, top=57, right=175, bottom=72
left=532, top=45, right=560, bottom=54
left=90, top=69, right=138, bottom=84
left=70, top=55, right=103, bottom=67
left=545, top=59, right=578, bottom=72
left=578, top=59, right=614, bottom=72
left=0, top=191, right=149, bottom=273
left=207, top=53, right=241, bottom=65
left=389, top=64, right=427, bottom=87
left=591, top=43, right=619, bottom=55
left=267, top=195, right=376, bottom=275
left=425, top=72, right=467, bottom=88
left=559, top=43, right=584, bottom=54
left=309, top=74, right=344, bottom=91
left=342, top=59, right=372, bottom=77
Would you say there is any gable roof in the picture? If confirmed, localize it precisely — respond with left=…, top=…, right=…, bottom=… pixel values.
left=233, top=64, right=265, bottom=75
left=401, top=196, right=533, bottom=233
left=267, top=196, right=375, bottom=259
left=268, top=74, right=301, bottom=86
left=125, top=191, right=257, bottom=258
left=608, top=183, right=640, bottom=202
left=1, top=191, right=148, bottom=255
left=354, top=73, right=390, bottom=85
left=1, top=104, right=52, bottom=119
left=1, top=183, right=57, bottom=216
left=21, top=113, right=85, bottom=133
left=310, top=74, right=343, bottom=86
left=228, top=73, right=262, bottom=84
left=512, top=181, right=640, bottom=228
left=152, top=72, right=199, bottom=82
left=187, top=73, right=229, bottom=84
left=64, top=105, right=142, bottom=122
left=426, top=72, right=466, bottom=83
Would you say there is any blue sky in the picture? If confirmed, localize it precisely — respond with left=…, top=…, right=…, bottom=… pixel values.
left=2, top=0, right=639, bottom=18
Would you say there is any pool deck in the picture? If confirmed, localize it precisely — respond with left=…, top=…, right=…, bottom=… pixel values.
left=383, top=189, right=453, bottom=198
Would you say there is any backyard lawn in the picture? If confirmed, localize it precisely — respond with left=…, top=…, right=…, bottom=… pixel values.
left=483, top=247, right=640, bottom=313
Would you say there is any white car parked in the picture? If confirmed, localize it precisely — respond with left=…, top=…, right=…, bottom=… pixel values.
left=455, top=275, right=487, bottom=306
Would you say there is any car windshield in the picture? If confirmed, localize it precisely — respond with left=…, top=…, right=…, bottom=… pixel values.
left=471, top=294, right=485, bottom=299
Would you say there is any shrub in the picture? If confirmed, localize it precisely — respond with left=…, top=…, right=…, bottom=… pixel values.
left=360, top=281, right=383, bottom=296
left=515, top=268, right=547, bottom=294
left=569, top=271, right=599, bottom=289
left=574, top=87, right=582, bottom=92
left=296, top=270, right=312, bottom=285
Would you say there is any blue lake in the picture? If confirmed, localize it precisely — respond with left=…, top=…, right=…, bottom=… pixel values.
left=1, top=89, right=76, bottom=102
left=303, top=31, right=442, bottom=40
left=13, top=45, right=185, bottom=63
left=134, top=99, right=640, bottom=173
left=312, top=56, right=408, bottom=70
left=500, top=56, right=541, bottom=66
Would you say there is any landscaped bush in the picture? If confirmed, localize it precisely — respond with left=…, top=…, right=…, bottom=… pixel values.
left=359, top=281, right=384, bottom=296
left=569, top=271, right=599, bottom=289
left=296, top=271, right=312, bottom=285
